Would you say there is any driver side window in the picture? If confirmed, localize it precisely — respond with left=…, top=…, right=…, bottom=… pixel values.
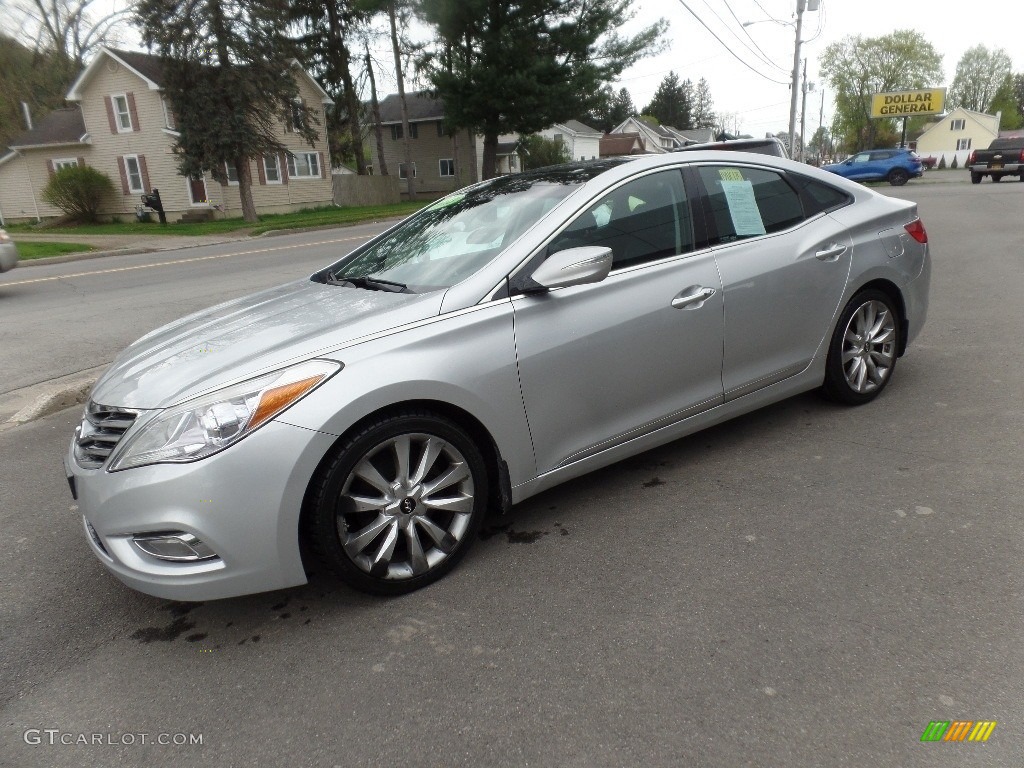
left=547, top=169, right=693, bottom=270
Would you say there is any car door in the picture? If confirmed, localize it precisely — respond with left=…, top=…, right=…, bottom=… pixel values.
left=511, top=168, right=725, bottom=475
left=844, top=152, right=873, bottom=180
left=693, top=164, right=852, bottom=400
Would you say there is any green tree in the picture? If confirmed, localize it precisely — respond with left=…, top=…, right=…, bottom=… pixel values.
left=41, top=164, right=114, bottom=222
left=820, top=31, right=943, bottom=151
left=135, top=0, right=320, bottom=223
left=420, top=0, right=666, bottom=179
left=517, top=134, right=571, bottom=170
left=691, top=77, right=715, bottom=130
left=642, top=71, right=692, bottom=129
left=990, top=75, right=1023, bottom=130
left=292, top=0, right=369, bottom=173
left=0, top=34, right=72, bottom=147
left=949, top=45, right=1012, bottom=114
left=579, top=86, right=635, bottom=133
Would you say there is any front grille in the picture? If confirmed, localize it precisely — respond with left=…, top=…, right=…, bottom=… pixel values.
left=74, top=402, right=138, bottom=469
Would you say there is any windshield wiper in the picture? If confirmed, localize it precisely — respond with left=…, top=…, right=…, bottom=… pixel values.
left=324, top=272, right=411, bottom=293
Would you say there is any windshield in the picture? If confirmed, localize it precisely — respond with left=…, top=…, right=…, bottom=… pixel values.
left=320, top=161, right=628, bottom=292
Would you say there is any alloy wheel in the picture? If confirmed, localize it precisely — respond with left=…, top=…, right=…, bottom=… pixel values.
left=840, top=299, right=897, bottom=394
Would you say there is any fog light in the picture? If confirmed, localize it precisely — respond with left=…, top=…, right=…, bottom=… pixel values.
left=132, top=532, right=217, bottom=561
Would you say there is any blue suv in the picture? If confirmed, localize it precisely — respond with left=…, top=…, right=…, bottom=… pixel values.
left=823, top=149, right=923, bottom=186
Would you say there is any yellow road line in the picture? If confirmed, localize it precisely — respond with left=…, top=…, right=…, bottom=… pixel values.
left=3, top=234, right=372, bottom=287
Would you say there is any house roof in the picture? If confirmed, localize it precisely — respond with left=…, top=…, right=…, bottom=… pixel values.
left=600, top=132, right=645, bottom=156
left=107, top=48, right=166, bottom=86
left=496, top=141, right=519, bottom=156
left=7, top=107, right=88, bottom=149
left=378, top=91, right=445, bottom=124
left=559, top=119, right=601, bottom=136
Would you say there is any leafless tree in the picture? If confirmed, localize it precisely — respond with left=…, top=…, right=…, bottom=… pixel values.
left=5, top=0, right=132, bottom=67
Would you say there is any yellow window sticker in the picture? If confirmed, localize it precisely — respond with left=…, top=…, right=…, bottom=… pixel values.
left=718, top=169, right=744, bottom=182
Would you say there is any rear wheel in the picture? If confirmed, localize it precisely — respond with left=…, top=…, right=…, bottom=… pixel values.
left=822, top=290, right=901, bottom=405
left=971, top=172, right=982, bottom=184
left=306, top=411, right=489, bottom=595
left=887, top=168, right=909, bottom=186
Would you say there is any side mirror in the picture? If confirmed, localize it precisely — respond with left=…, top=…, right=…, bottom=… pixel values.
left=527, top=246, right=613, bottom=292
left=844, top=159, right=854, bottom=165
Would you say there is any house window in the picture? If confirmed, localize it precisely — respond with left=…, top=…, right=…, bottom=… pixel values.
left=956, top=138, right=972, bottom=151
left=409, top=122, right=418, bottom=139
left=224, top=162, right=239, bottom=185
left=162, top=98, right=176, bottom=130
left=112, top=94, right=132, bottom=131
left=553, top=133, right=564, bottom=145
left=287, top=152, right=320, bottom=179
left=398, top=162, right=417, bottom=179
left=950, top=119, right=966, bottom=130
left=264, top=154, right=281, bottom=183
left=439, top=158, right=455, bottom=177
left=124, top=155, right=144, bottom=192
left=391, top=123, right=418, bottom=140
left=54, top=158, right=78, bottom=171
left=290, top=99, right=305, bottom=132
left=391, top=124, right=403, bottom=141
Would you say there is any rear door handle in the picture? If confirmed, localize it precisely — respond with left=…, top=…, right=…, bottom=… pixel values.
left=815, top=244, right=847, bottom=261
left=671, top=287, right=716, bottom=309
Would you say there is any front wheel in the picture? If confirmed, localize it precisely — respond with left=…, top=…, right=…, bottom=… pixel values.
left=822, top=290, right=901, bottom=405
left=887, top=168, right=909, bottom=186
left=971, top=172, right=982, bottom=184
left=305, top=411, right=489, bottom=595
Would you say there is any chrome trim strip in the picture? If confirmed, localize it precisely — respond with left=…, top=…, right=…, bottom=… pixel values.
left=552, top=394, right=723, bottom=470
left=723, top=361, right=809, bottom=402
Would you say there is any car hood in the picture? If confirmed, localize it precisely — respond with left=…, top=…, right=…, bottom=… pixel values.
left=90, top=279, right=445, bottom=409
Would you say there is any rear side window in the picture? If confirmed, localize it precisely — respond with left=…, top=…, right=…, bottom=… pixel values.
left=697, top=165, right=803, bottom=245
left=788, top=174, right=853, bottom=217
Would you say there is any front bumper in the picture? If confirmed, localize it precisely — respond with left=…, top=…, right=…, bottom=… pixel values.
left=66, top=419, right=336, bottom=601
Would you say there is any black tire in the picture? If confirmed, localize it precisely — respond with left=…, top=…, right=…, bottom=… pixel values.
left=992, top=174, right=1003, bottom=183
left=887, top=168, right=909, bottom=186
left=822, top=289, right=901, bottom=405
left=971, top=172, right=982, bottom=184
left=305, top=410, right=489, bottom=595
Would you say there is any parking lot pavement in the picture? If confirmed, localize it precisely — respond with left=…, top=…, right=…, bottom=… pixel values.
left=1, top=184, right=1022, bottom=767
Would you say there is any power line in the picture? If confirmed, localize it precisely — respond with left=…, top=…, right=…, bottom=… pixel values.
left=716, top=0, right=790, bottom=75
left=673, top=0, right=790, bottom=85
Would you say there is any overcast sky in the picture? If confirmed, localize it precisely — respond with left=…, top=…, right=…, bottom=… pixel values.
left=616, top=0, right=1024, bottom=137
left=99, top=0, right=1024, bottom=139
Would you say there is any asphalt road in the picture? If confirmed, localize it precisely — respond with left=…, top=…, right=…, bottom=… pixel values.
left=1, top=181, right=1022, bottom=767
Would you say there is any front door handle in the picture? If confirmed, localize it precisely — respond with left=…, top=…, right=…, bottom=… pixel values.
left=671, top=286, right=716, bottom=309
left=815, top=244, right=847, bottom=261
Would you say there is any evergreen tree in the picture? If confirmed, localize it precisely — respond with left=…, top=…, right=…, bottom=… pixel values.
left=420, top=0, right=666, bottom=179
left=642, top=72, right=692, bottom=129
left=691, top=77, right=715, bottom=130
left=135, top=0, right=319, bottom=223
left=610, top=88, right=636, bottom=128
left=292, top=0, right=369, bottom=173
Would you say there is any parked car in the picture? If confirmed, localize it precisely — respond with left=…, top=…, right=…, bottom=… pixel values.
left=66, top=152, right=931, bottom=600
left=822, top=149, right=923, bottom=186
left=674, top=136, right=789, bottom=158
left=0, top=229, right=19, bottom=272
left=967, top=137, right=1024, bottom=183
left=920, top=156, right=938, bottom=170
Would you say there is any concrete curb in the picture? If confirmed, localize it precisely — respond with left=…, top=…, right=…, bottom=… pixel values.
left=0, top=365, right=108, bottom=433
left=17, top=247, right=157, bottom=267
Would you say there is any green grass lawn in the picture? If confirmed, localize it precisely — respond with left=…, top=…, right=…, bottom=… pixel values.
left=15, top=241, right=96, bottom=260
left=6, top=202, right=430, bottom=238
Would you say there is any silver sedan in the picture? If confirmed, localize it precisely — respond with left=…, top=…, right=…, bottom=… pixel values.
left=66, top=151, right=930, bottom=599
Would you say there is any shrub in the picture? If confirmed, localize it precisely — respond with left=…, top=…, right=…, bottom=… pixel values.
left=517, top=134, right=572, bottom=170
left=41, top=165, right=115, bottom=222
left=950, top=155, right=959, bottom=169
left=937, top=155, right=947, bottom=169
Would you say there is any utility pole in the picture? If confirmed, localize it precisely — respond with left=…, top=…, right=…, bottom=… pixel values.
left=818, top=88, right=825, bottom=164
left=799, top=58, right=808, bottom=163
left=786, top=0, right=805, bottom=160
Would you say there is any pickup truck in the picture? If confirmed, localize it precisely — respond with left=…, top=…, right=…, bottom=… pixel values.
left=967, top=137, right=1024, bottom=183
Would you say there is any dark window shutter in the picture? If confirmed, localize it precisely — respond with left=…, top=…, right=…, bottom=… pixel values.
left=47, top=160, right=55, bottom=178
left=257, top=157, right=267, bottom=185
left=319, top=152, right=327, bottom=178
left=279, top=152, right=289, bottom=184
left=77, top=157, right=86, bottom=167
left=127, top=92, right=140, bottom=132
left=138, top=155, right=151, bottom=191
left=116, top=157, right=129, bottom=194
left=104, top=96, right=118, bottom=134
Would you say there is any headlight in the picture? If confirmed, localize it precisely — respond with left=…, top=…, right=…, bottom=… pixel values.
left=108, top=360, right=340, bottom=471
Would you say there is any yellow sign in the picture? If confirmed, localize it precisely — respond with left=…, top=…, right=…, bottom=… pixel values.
left=871, top=88, right=946, bottom=118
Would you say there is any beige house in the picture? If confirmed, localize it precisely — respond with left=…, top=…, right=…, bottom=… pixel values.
left=0, top=47, right=333, bottom=224
left=369, top=92, right=602, bottom=197
left=915, top=107, right=1000, bottom=167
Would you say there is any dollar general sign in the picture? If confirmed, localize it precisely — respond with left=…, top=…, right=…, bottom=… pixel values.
left=871, top=88, right=946, bottom=118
